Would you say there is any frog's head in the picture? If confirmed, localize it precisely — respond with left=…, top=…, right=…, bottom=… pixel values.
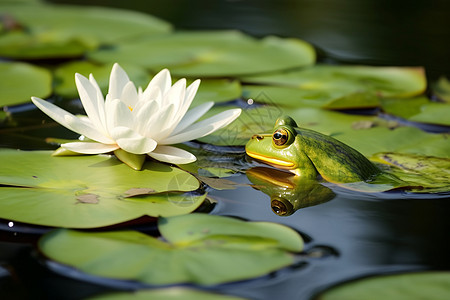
left=245, top=116, right=301, bottom=171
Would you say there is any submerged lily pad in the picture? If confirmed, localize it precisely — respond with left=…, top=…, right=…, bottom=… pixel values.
left=88, top=31, right=315, bottom=77
left=0, top=3, right=171, bottom=59
left=0, top=61, right=52, bottom=107
left=0, top=150, right=201, bottom=228
left=39, top=214, right=304, bottom=285
left=86, top=288, right=248, bottom=300
left=241, top=65, right=426, bottom=99
left=315, top=272, right=450, bottom=300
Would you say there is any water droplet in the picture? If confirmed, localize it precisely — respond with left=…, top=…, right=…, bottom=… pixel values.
left=8, top=221, right=14, bottom=228
left=247, top=98, right=254, bottom=105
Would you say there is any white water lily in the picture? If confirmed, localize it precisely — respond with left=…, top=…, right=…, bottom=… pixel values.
left=31, top=63, right=241, bottom=169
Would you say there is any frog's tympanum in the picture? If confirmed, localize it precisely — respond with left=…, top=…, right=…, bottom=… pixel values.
left=245, top=116, right=380, bottom=183
left=247, top=167, right=335, bottom=216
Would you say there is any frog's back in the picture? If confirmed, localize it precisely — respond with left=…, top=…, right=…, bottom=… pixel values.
left=296, top=128, right=380, bottom=183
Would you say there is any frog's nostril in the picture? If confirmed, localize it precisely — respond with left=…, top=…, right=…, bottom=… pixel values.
left=252, top=134, right=264, bottom=140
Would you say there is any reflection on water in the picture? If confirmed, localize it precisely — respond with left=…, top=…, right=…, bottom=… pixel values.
left=246, top=166, right=335, bottom=216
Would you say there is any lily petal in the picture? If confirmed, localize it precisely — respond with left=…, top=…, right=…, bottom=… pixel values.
left=31, top=97, right=77, bottom=132
left=161, top=108, right=241, bottom=144
left=61, top=142, right=119, bottom=154
left=110, top=126, right=157, bottom=154
left=89, top=74, right=107, bottom=132
left=171, top=101, right=214, bottom=135
left=143, top=68, right=171, bottom=96
left=75, top=74, right=105, bottom=132
left=105, top=98, right=134, bottom=131
left=148, top=145, right=196, bottom=164
left=64, top=114, right=115, bottom=144
left=108, top=63, right=130, bottom=101
left=120, top=81, right=139, bottom=109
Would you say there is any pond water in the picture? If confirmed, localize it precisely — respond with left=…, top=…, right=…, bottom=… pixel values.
left=1, top=1, right=450, bottom=299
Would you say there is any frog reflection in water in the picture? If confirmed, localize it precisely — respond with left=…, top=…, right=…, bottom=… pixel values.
left=247, top=167, right=335, bottom=216
left=245, top=116, right=380, bottom=183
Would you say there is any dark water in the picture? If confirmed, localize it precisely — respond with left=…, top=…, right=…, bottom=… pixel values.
left=2, top=1, right=450, bottom=299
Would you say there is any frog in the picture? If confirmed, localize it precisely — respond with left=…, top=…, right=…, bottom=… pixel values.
left=245, top=115, right=380, bottom=183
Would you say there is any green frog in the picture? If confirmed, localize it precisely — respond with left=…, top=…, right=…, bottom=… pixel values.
left=245, top=116, right=380, bottom=183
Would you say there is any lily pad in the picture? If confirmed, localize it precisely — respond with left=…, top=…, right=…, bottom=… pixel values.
left=86, top=288, right=248, bottom=300
left=0, top=150, right=202, bottom=228
left=88, top=30, right=316, bottom=77
left=381, top=97, right=450, bottom=126
left=370, top=152, right=450, bottom=193
left=53, top=61, right=151, bottom=99
left=315, top=272, right=450, bottom=300
left=193, top=79, right=242, bottom=106
left=0, top=61, right=52, bottom=107
left=241, top=65, right=426, bottom=98
left=0, top=3, right=171, bottom=59
left=242, top=85, right=380, bottom=109
left=39, top=214, right=304, bottom=285
left=432, top=76, right=450, bottom=103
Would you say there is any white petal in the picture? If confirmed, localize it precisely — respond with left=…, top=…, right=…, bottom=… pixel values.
left=105, top=98, right=134, bottom=131
left=143, top=69, right=171, bottom=96
left=89, top=74, right=107, bottom=131
left=120, top=81, right=139, bottom=109
left=75, top=73, right=105, bottom=132
left=64, top=114, right=115, bottom=144
left=110, top=126, right=157, bottom=154
left=171, top=101, right=214, bottom=135
left=61, top=142, right=119, bottom=154
left=146, top=104, right=175, bottom=140
left=32, top=97, right=77, bottom=132
left=134, top=100, right=160, bottom=136
left=148, top=145, right=196, bottom=164
left=161, top=108, right=241, bottom=145
left=108, top=63, right=130, bottom=101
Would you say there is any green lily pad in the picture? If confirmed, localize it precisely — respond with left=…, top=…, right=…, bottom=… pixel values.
left=53, top=61, right=151, bottom=99
left=381, top=97, right=450, bottom=126
left=370, top=152, right=450, bottom=193
left=241, top=65, right=426, bottom=98
left=86, top=288, right=248, bottom=300
left=39, top=214, right=304, bottom=285
left=0, top=3, right=171, bottom=59
left=0, top=61, right=52, bottom=107
left=242, top=84, right=380, bottom=110
left=88, top=30, right=316, bottom=77
left=315, top=272, right=450, bottom=300
left=432, top=76, right=450, bottom=103
left=335, top=126, right=450, bottom=159
left=0, top=150, right=202, bottom=228
left=193, top=79, right=242, bottom=106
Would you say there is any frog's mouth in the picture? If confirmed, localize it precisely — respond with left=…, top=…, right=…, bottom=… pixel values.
left=246, top=151, right=296, bottom=169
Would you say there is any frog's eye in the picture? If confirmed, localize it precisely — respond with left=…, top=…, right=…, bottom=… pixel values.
left=273, top=128, right=289, bottom=146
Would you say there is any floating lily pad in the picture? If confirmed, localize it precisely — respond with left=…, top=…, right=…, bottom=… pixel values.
left=53, top=61, right=151, bottom=99
left=86, top=288, right=248, bottom=300
left=0, top=61, right=52, bottom=107
left=432, top=76, right=450, bottom=103
left=39, top=214, right=304, bottom=285
left=242, top=84, right=380, bottom=110
left=241, top=65, right=426, bottom=98
left=0, top=3, right=171, bottom=59
left=335, top=126, right=450, bottom=159
left=88, top=31, right=315, bottom=77
left=315, top=272, right=450, bottom=300
left=0, top=150, right=201, bottom=228
left=381, top=97, right=450, bottom=126
left=370, top=152, right=450, bottom=193
left=193, top=79, right=242, bottom=106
